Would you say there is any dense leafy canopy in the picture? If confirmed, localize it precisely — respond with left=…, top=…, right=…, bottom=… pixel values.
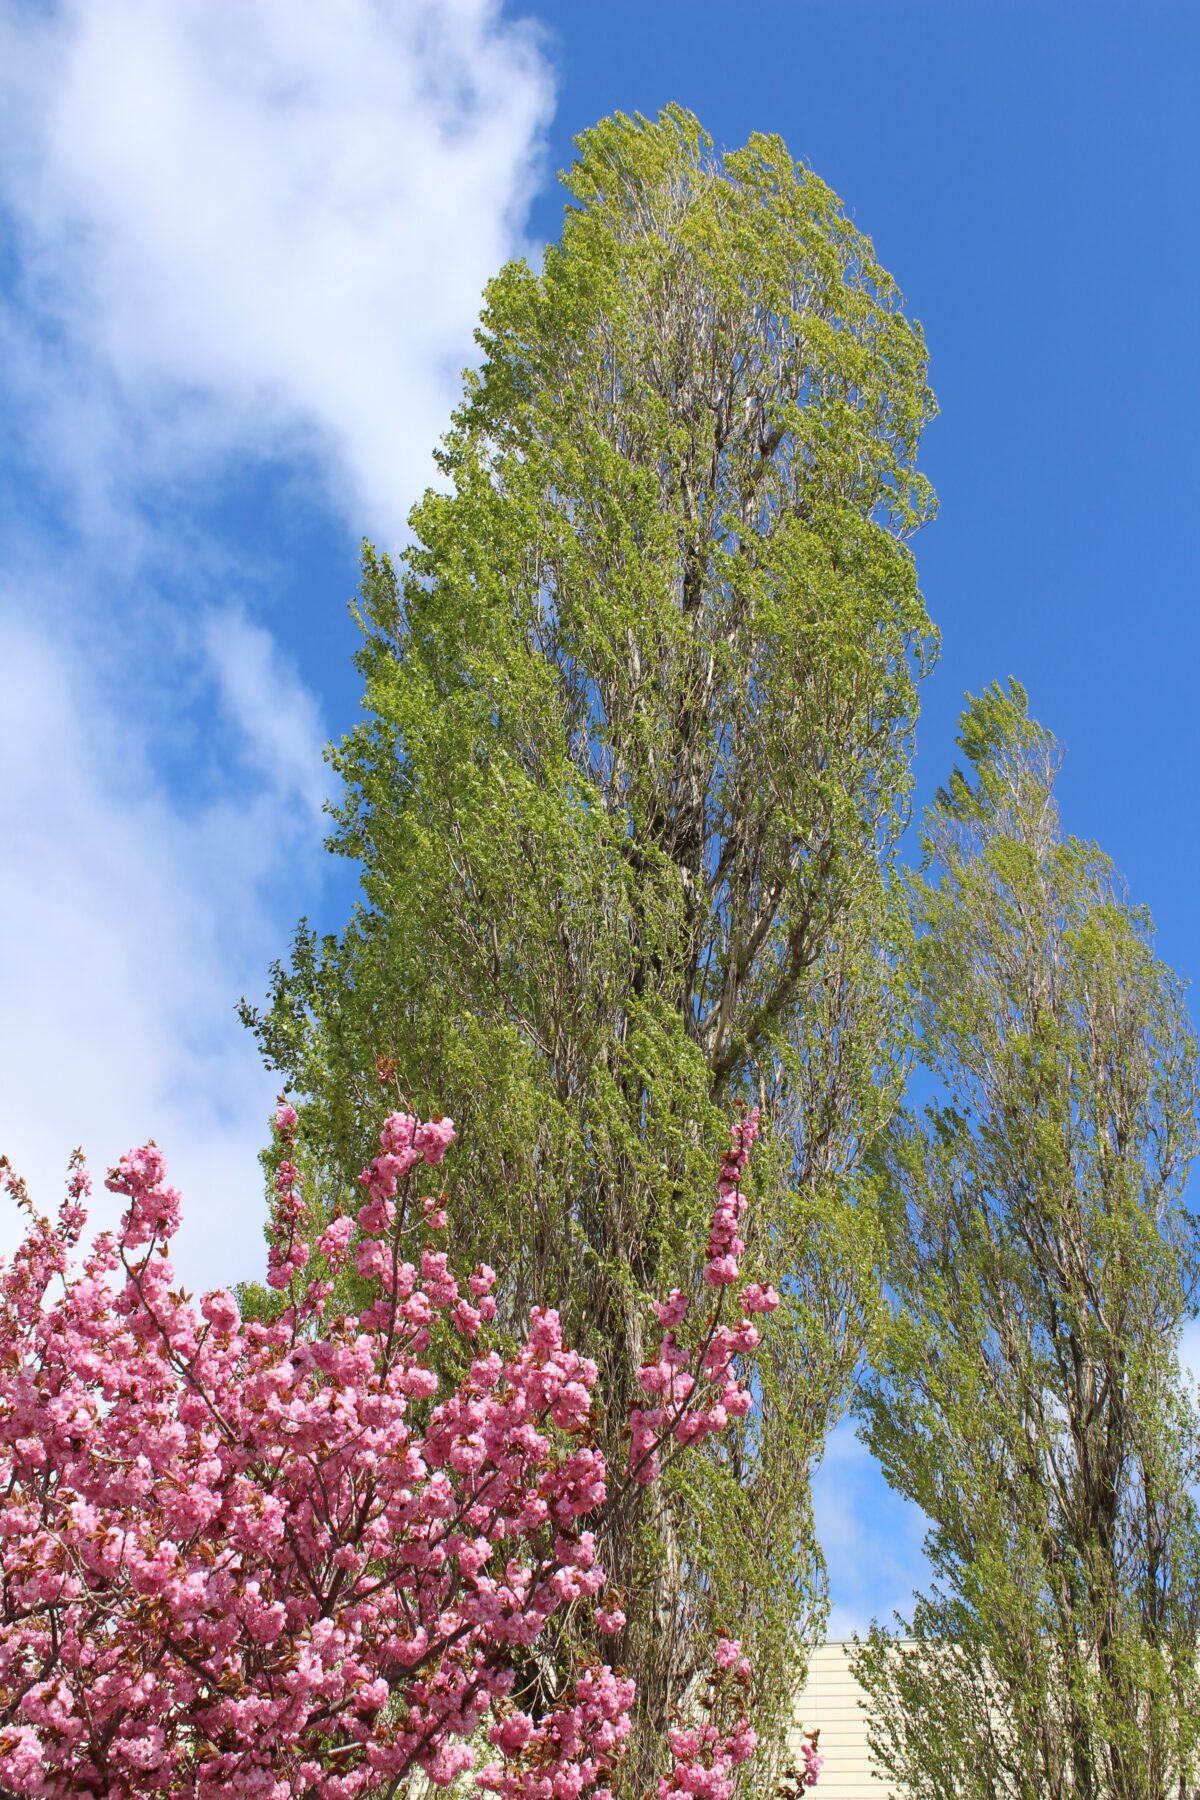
left=855, top=683, right=1200, bottom=1800
left=246, top=107, right=938, bottom=1783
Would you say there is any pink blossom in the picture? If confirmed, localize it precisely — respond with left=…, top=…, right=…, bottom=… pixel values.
left=653, top=1289, right=689, bottom=1327
left=199, top=1289, right=239, bottom=1333
left=415, top=1116, right=456, bottom=1164
left=105, top=1145, right=182, bottom=1248
left=739, top=1282, right=779, bottom=1314
left=316, top=1214, right=354, bottom=1266
left=0, top=1102, right=775, bottom=1799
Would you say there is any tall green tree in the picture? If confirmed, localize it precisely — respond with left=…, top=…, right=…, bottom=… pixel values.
left=854, top=682, right=1200, bottom=1800
left=245, top=107, right=937, bottom=1786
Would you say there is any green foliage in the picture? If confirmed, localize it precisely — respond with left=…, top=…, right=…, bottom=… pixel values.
left=243, top=107, right=937, bottom=1788
left=854, top=681, right=1200, bottom=1800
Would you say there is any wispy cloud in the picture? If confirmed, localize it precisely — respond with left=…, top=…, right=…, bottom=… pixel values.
left=0, top=0, right=553, bottom=539
left=202, top=608, right=329, bottom=824
left=0, top=597, right=309, bottom=1283
left=0, top=0, right=555, bottom=1285
left=811, top=1420, right=931, bottom=1638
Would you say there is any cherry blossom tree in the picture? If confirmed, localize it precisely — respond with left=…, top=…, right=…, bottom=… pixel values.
left=0, top=1103, right=816, bottom=1799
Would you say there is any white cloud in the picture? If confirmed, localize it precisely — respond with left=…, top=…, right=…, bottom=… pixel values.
left=811, top=1419, right=931, bottom=1638
left=0, top=0, right=555, bottom=1286
left=202, top=608, right=329, bottom=823
left=0, top=600, right=302, bottom=1288
left=0, top=0, right=554, bottom=540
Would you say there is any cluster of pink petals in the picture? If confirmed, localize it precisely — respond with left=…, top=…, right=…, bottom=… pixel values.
left=800, top=1741, right=825, bottom=1788
left=0, top=1103, right=797, bottom=1798
left=656, top=1639, right=757, bottom=1800
left=703, top=1110, right=761, bottom=1289
left=477, top=1660, right=635, bottom=1799
left=629, top=1110, right=779, bottom=1484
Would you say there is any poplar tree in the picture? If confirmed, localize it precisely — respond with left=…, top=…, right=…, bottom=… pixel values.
left=245, top=107, right=937, bottom=1785
left=854, top=683, right=1200, bottom=1800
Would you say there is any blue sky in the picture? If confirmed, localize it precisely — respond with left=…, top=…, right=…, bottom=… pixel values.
left=1, top=0, right=1197, bottom=1637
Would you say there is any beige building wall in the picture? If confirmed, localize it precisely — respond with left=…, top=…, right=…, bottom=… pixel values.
left=789, top=1641, right=896, bottom=1798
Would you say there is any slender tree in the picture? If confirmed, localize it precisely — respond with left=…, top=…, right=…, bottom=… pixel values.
left=854, top=682, right=1200, bottom=1800
left=245, top=106, right=938, bottom=1786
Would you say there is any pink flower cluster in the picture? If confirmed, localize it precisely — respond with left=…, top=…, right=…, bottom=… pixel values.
left=657, top=1639, right=757, bottom=1800
left=629, top=1110, right=779, bottom=1484
left=801, top=1741, right=825, bottom=1788
left=702, top=1112, right=756, bottom=1289
left=777, top=1735, right=825, bottom=1795
left=0, top=1104, right=802, bottom=1798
